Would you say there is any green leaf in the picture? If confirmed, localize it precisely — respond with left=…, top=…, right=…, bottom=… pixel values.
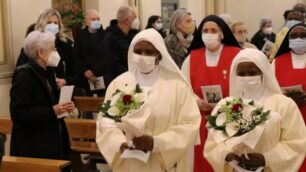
left=135, top=84, right=142, bottom=93
left=206, top=115, right=217, bottom=126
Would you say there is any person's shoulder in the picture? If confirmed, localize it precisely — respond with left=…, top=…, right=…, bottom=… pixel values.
left=224, top=45, right=241, bottom=52
left=13, top=63, right=33, bottom=80
left=268, top=94, right=295, bottom=106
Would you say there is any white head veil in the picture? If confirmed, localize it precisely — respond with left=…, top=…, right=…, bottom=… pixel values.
left=229, top=48, right=282, bottom=97
left=128, top=28, right=189, bottom=85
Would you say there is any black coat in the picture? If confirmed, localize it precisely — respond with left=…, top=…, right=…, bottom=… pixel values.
left=251, top=30, right=276, bottom=50
left=74, top=26, right=105, bottom=95
left=16, top=37, right=77, bottom=85
left=10, top=60, right=71, bottom=160
left=102, top=20, right=138, bottom=86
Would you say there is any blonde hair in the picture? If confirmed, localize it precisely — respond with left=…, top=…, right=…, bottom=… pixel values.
left=35, top=8, right=67, bottom=42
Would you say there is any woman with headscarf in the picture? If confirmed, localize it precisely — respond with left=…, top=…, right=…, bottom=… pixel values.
left=204, top=48, right=306, bottom=172
left=273, top=23, right=306, bottom=171
left=181, top=15, right=240, bottom=172
left=164, top=9, right=196, bottom=68
left=145, top=15, right=166, bottom=38
left=96, top=29, right=201, bottom=172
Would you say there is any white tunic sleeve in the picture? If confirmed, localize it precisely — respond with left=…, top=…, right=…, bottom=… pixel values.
left=263, top=97, right=306, bottom=171
left=152, top=81, right=201, bottom=170
left=96, top=80, right=127, bottom=167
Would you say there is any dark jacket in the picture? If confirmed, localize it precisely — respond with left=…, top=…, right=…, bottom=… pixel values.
left=74, top=26, right=105, bottom=94
left=10, top=60, right=70, bottom=160
left=251, top=30, right=276, bottom=50
left=16, top=37, right=77, bottom=85
left=102, top=19, right=138, bottom=86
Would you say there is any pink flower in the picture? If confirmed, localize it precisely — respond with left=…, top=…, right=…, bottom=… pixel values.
left=122, top=95, right=132, bottom=105
left=232, top=104, right=243, bottom=112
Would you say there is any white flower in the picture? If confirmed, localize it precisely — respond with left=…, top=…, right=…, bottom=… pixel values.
left=134, top=93, right=146, bottom=102
left=226, top=122, right=240, bottom=137
left=241, top=105, right=256, bottom=120
left=216, top=113, right=226, bottom=126
left=110, top=93, right=121, bottom=106
left=107, top=106, right=120, bottom=116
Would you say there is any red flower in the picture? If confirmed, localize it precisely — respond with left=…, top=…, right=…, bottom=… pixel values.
left=122, top=95, right=132, bottom=105
left=232, top=103, right=243, bottom=112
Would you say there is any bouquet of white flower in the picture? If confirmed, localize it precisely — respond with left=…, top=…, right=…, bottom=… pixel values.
left=99, top=84, right=152, bottom=163
left=206, top=97, right=281, bottom=172
left=206, top=97, right=269, bottom=138
left=100, top=84, right=145, bottom=122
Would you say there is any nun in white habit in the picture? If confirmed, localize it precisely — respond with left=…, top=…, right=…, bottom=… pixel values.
left=96, top=29, right=201, bottom=172
left=204, top=48, right=306, bottom=172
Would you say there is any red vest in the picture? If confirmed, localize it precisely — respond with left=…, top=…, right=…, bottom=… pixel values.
left=275, top=52, right=306, bottom=172
left=275, top=52, right=306, bottom=121
left=190, top=46, right=240, bottom=172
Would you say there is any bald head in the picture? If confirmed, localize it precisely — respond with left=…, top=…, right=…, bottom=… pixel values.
left=86, top=9, right=100, bottom=26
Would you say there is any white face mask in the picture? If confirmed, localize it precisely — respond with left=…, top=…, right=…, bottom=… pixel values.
left=132, top=53, right=156, bottom=74
left=44, top=23, right=59, bottom=35
left=289, top=38, right=306, bottom=55
left=202, top=33, right=220, bottom=50
left=47, top=51, right=61, bottom=67
left=236, top=75, right=262, bottom=91
left=263, top=27, right=273, bottom=35
left=90, top=20, right=101, bottom=30
left=131, top=18, right=140, bottom=30
left=154, top=22, right=163, bottom=30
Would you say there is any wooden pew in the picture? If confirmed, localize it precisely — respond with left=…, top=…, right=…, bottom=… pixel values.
left=73, top=96, right=104, bottom=118
left=0, top=116, right=71, bottom=172
left=0, top=156, right=70, bottom=172
left=64, top=118, right=106, bottom=172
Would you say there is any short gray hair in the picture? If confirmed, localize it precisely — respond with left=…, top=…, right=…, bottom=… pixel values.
left=169, top=9, right=190, bottom=33
left=117, top=5, right=134, bottom=22
left=24, top=31, right=55, bottom=60
left=259, top=18, right=271, bottom=29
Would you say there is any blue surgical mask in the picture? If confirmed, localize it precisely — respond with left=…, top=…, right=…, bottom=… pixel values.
left=286, top=20, right=301, bottom=29
left=90, top=20, right=101, bottom=30
left=154, top=22, right=163, bottom=30
left=44, top=23, right=59, bottom=35
left=289, top=38, right=306, bottom=54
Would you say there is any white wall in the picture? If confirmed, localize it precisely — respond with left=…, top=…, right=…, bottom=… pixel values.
left=226, top=0, right=300, bottom=40
left=10, top=0, right=51, bottom=64
left=99, top=0, right=128, bottom=28
left=140, top=0, right=161, bottom=29
left=179, top=0, right=205, bottom=27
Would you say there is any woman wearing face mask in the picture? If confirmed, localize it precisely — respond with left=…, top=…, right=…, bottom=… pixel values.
left=251, top=18, right=276, bottom=51
left=164, top=9, right=196, bottom=68
left=204, top=48, right=306, bottom=172
left=96, top=29, right=201, bottom=172
left=10, top=31, right=74, bottom=163
left=269, top=11, right=304, bottom=61
left=273, top=23, right=306, bottom=171
left=181, top=15, right=240, bottom=172
left=16, top=9, right=76, bottom=89
left=145, top=15, right=166, bottom=38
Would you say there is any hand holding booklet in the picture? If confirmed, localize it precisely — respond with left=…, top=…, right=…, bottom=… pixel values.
left=57, top=85, right=74, bottom=119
